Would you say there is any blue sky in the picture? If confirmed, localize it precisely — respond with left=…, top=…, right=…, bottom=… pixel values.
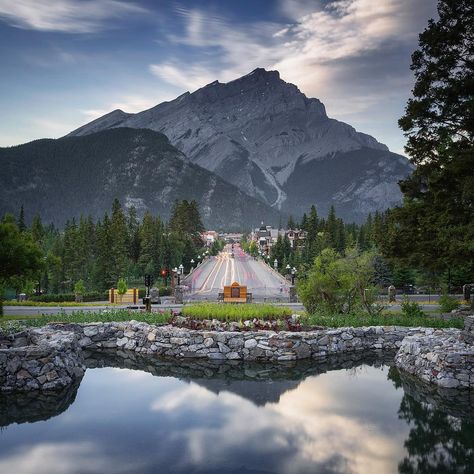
left=0, top=0, right=438, bottom=153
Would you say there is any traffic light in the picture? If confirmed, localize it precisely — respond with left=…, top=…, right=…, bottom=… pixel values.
left=144, top=274, right=152, bottom=287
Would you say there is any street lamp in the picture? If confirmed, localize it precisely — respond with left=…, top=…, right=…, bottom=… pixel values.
left=274, top=258, right=278, bottom=269
left=286, top=264, right=291, bottom=272
left=178, top=264, right=184, bottom=285
left=291, top=267, right=297, bottom=286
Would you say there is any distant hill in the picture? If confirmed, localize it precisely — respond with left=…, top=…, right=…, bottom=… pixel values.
left=69, top=68, right=413, bottom=222
left=0, top=128, right=281, bottom=230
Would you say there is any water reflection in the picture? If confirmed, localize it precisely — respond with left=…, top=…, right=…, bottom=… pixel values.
left=0, top=351, right=472, bottom=474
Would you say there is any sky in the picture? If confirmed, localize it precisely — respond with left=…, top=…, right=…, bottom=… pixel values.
left=0, top=0, right=438, bottom=153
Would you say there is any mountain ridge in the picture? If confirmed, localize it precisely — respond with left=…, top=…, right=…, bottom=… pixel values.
left=0, top=128, right=282, bottom=230
left=68, top=67, right=411, bottom=222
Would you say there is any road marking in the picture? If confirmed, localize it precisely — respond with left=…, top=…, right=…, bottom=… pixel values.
left=196, top=256, right=224, bottom=294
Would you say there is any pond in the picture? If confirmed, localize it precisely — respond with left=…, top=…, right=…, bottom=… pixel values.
left=0, top=352, right=473, bottom=474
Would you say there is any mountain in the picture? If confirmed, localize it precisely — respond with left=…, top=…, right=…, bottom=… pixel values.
left=69, top=68, right=412, bottom=222
left=0, top=128, right=281, bottom=230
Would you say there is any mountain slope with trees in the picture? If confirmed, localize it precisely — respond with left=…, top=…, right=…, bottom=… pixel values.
left=0, top=128, right=281, bottom=230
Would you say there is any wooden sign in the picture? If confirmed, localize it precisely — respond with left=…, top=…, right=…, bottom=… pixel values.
left=223, top=282, right=247, bottom=303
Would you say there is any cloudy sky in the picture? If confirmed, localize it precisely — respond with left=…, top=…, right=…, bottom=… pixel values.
left=0, top=0, right=437, bottom=152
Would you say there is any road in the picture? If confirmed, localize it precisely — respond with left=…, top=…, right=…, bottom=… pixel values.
left=184, top=245, right=289, bottom=301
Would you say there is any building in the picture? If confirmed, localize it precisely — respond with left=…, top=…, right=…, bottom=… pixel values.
left=251, top=222, right=307, bottom=253
left=286, top=229, right=307, bottom=249
left=202, top=230, right=218, bottom=246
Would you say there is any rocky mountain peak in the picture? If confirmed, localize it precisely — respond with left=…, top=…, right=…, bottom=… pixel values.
left=66, top=67, right=412, bottom=222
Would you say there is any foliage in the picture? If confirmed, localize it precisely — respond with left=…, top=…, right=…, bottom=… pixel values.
left=117, top=278, right=128, bottom=296
left=0, top=309, right=172, bottom=331
left=302, top=311, right=463, bottom=329
left=297, top=248, right=384, bottom=315
left=438, top=293, right=461, bottom=313
left=181, top=303, right=292, bottom=321
left=28, top=292, right=108, bottom=303
left=74, top=279, right=86, bottom=295
left=0, top=216, right=44, bottom=316
left=383, top=0, right=474, bottom=273
left=2, top=199, right=206, bottom=296
left=401, top=298, right=425, bottom=318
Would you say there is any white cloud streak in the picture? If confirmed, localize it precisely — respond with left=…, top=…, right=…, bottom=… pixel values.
left=0, top=0, right=147, bottom=33
left=148, top=0, right=437, bottom=150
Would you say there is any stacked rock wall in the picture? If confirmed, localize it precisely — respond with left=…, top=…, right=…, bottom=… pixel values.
left=0, top=328, right=85, bottom=392
left=72, top=321, right=435, bottom=361
left=0, top=320, right=472, bottom=392
left=395, top=317, right=474, bottom=389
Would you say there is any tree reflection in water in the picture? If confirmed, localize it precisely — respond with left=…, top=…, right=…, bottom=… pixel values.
left=388, top=367, right=474, bottom=474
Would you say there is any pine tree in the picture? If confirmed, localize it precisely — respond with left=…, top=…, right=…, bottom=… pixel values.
left=110, top=199, right=128, bottom=281
left=387, top=0, right=474, bottom=272
left=17, top=205, right=26, bottom=232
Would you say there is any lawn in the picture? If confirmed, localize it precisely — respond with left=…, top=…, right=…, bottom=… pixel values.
left=303, top=312, right=464, bottom=329
left=3, top=300, right=108, bottom=307
left=0, top=309, right=172, bottom=333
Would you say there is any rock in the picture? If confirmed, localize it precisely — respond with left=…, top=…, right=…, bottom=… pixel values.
left=438, top=377, right=460, bottom=388
left=208, top=352, right=226, bottom=360
left=116, top=337, right=128, bottom=347
left=244, top=339, right=257, bottom=349
left=16, top=369, right=32, bottom=380
left=83, top=326, right=99, bottom=337
left=147, top=332, right=156, bottom=342
left=226, top=352, right=240, bottom=360
left=204, top=337, right=214, bottom=348
left=46, top=370, right=58, bottom=382
left=218, top=342, right=230, bottom=354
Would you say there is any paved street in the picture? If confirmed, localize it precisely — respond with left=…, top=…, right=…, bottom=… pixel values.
left=184, top=245, right=290, bottom=301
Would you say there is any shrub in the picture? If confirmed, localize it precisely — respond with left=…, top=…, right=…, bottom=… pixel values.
left=74, top=280, right=86, bottom=302
left=298, top=248, right=384, bottom=315
left=401, top=297, right=425, bottom=318
left=29, top=292, right=108, bottom=303
left=439, top=293, right=460, bottom=313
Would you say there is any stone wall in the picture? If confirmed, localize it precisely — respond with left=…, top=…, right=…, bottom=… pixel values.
left=0, top=320, right=472, bottom=392
left=395, top=332, right=474, bottom=389
left=0, top=327, right=85, bottom=392
left=72, top=321, right=435, bottom=361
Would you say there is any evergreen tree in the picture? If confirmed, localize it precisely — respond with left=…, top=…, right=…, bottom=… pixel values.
left=17, top=205, right=26, bottom=232
left=287, top=215, right=296, bottom=230
left=387, top=0, right=474, bottom=272
left=110, top=199, right=128, bottom=281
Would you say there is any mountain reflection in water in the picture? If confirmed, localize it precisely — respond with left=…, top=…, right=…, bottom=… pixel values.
left=0, top=351, right=472, bottom=474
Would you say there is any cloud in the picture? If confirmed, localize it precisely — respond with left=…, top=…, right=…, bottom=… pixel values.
left=148, top=0, right=437, bottom=150
left=0, top=0, right=147, bottom=33
left=0, top=442, right=146, bottom=473
left=80, top=92, right=174, bottom=120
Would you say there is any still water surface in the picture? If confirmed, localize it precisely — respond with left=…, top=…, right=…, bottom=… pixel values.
left=0, top=353, right=472, bottom=474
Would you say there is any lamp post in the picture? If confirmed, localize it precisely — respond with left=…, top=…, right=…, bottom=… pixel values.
left=178, top=264, right=184, bottom=285
left=291, top=267, right=297, bottom=286
left=286, top=264, right=291, bottom=275
left=190, top=259, right=195, bottom=272
left=274, top=258, right=278, bottom=270
left=197, top=254, right=201, bottom=264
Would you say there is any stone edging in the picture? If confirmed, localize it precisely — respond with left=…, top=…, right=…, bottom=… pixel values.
left=1, top=319, right=473, bottom=392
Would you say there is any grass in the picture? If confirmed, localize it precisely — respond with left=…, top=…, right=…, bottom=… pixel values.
left=303, top=312, right=464, bottom=329
left=3, top=300, right=108, bottom=307
left=0, top=309, right=172, bottom=333
left=181, top=303, right=292, bottom=321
